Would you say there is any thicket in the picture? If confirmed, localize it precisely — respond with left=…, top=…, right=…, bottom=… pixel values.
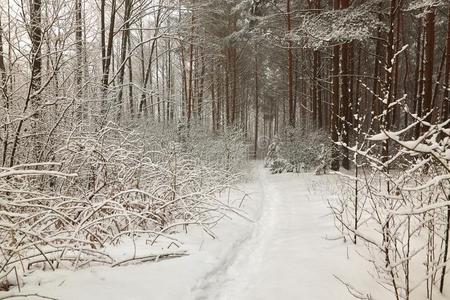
left=264, top=128, right=332, bottom=174
left=331, top=117, right=450, bottom=300
left=0, top=123, right=248, bottom=291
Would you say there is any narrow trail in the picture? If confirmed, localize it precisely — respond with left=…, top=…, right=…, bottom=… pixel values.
left=194, top=164, right=366, bottom=300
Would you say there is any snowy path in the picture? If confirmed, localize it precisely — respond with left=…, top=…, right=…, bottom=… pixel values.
left=194, top=164, right=381, bottom=300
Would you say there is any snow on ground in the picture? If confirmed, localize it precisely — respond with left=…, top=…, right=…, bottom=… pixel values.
left=4, top=163, right=440, bottom=300
left=0, top=165, right=260, bottom=300
left=193, top=164, right=390, bottom=300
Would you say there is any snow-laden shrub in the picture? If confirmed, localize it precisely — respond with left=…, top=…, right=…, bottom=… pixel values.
left=330, top=119, right=450, bottom=299
left=0, top=123, right=247, bottom=291
left=132, top=121, right=248, bottom=174
left=181, top=124, right=248, bottom=174
left=264, top=128, right=332, bottom=174
left=269, top=158, right=294, bottom=174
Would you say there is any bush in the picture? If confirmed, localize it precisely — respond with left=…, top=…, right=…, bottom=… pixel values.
left=264, top=128, right=332, bottom=174
left=330, top=119, right=450, bottom=299
left=0, top=123, right=248, bottom=290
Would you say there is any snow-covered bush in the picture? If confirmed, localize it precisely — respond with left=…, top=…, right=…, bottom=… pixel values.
left=181, top=124, right=249, bottom=174
left=330, top=119, right=450, bottom=299
left=264, top=128, right=332, bottom=174
left=133, top=121, right=248, bottom=174
left=0, top=123, right=247, bottom=291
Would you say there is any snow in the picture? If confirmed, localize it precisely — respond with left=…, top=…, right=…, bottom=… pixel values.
left=298, top=2, right=382, bottom=49
left=407, top=0, right=446, bottom=11
left=1, top=166, right=261, bottom=300
left=2, top=163, right=422, bottom=300
left=368, top=131, right=391, bottom=141
left=193, top=166, right=388, bottom=300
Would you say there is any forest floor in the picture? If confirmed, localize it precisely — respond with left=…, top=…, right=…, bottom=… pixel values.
left=5, top=163, right=443, bottom=300
left=192, top=164, right=388, bottom=300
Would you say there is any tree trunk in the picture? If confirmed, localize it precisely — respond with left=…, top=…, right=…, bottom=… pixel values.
left=422, top=7, right=435, bottom=134
left=0, top=15, right=8, bottom=166
left=415, top=22, right=425, bottom=139
left=442, top=8, right=450, bottom=124
left=412, top=19, right=422, bottom=130
left=330, top=0, right=340, bottom=171
left=128, top=28, right=134, bottom=118
left=371, top=28, right=382, bottom=131
left=382, top=0, right=396, bottom=164
left=254, top=46, right=259, bottom=159
left=340, top=0, right=350, bottom=170
left=100, top=0, right=117, bottom=117
left=317, top=0, right=322, bottom=129
left=187, top=0, right=195, bottom=123
left=211, top=65, right=216, bottom=132
left=392, top=8, right=402, bottom=129
left=30, top=0, right=42, bottom=161
left=138, top=18, right=147, bottom=117
left=116, top=0, right=133, bottom=121
left=75, top=0, right=83, bottom=117
left=141, top=4, right=162, bottom=120
left=287, top=0, right=295, bottom=128
left=225, top=51, right=230, bottom=126
left=313, top=49, right=318, bottom=128
left=155, top=39, right=161, bottom=123
left=198, top=50, right=205, bottom=120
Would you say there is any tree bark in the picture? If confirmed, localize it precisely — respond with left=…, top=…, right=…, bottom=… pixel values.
left=422, top=7, right=435, bottom=134
left=128, top=28, right=134, bottom=118
left=254, top=45, right=259, bottom=159
left=382, top=0, right=396, bottom=164
left=287, top=0, right=295, bottom=127
left=30, top=0, right=42, bottom=161
left=0, top=15, right=8, bottom=166
left=442, top=8, right=450, bottom=124
left=141, top=4, right=162, bottom=120
left=412, top=18, right=422, bottom=130
left=100, top=0, right=117, bottom=117
left=340, top=0, right=350, bottom=170
left=372, top=28, right=382, bottom=131
left=116, top=0, right=133, bottom=121
left=187, top=0, right=195, bottom=123
left=75, top=0, right=83, bottom=117
left=331, top=0, right=340, bottom=171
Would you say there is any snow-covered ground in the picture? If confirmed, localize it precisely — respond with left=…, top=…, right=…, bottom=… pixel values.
left=192, top=165, right=390, bottom=300
left=4, top=163, right=441, bottom=300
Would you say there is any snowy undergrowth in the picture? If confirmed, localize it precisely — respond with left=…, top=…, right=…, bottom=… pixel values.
left=0, top=123, right=249, bottom=293
left=264, top=128, right=332, bottom=174
left=331, top=120, right=450, bottom=299
left=0, top=178, right=258, bottom=300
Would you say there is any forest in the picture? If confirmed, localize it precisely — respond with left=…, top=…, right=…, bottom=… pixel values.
left=1, top=0, right=450, bottom=299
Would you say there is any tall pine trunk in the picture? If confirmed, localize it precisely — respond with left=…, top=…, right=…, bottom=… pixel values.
left=422, top=7, right=435, bottom=133
left=330, top=0, right=340, bottom=171
left=340, top=0, right=351, bottom=170
left=442, top=8, right=450, bottom=124
left=287, top=0, right=295, bottom=128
